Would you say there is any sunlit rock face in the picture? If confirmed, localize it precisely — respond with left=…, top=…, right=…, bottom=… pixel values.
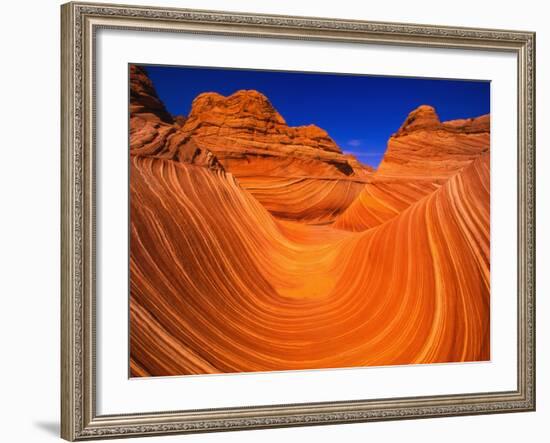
left=377, top=105, right=490, bottom=178
left=179, top=89, right=367, bottom=177
left=334, top=106, right=490, bottom=231
left=128, top=65, right=490, bottom=377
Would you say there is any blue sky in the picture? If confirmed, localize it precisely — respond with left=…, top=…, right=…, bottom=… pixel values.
left=141, top=64, right=490, bottom=167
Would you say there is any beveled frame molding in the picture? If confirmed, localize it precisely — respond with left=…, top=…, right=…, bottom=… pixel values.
left=61, top=1, right=536, bottom=440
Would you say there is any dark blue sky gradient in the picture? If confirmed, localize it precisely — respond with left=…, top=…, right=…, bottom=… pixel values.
left=143, top=65, right=490, bottom=167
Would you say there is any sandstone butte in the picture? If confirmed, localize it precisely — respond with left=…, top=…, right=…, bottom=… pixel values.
left=129, top=64, right=491, bottom=377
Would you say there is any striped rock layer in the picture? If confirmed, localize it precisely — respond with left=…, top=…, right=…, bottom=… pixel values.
left=129, top=65, right=491, bottom=376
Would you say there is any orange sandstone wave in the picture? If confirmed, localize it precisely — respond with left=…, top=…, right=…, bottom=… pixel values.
left=130, top=153, right=490, bottom=376
left=128, top=66, right=490, bottom=377
left=236, top=176, right=367, bottom=224
left=333, top=179, right=443, bottom=231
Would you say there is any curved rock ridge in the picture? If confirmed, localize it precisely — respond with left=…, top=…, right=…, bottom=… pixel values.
left=333, top=178, right=445, bottom=231
left=236, top=176, right=367, bottom=224
left=130, top=153, right=489, bottom=376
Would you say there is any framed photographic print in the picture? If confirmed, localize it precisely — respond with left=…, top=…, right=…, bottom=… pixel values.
left=61, top=1, right=536, bottom=440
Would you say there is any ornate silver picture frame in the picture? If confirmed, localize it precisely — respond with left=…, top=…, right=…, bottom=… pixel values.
left=61, top=1, right=535, bottom=440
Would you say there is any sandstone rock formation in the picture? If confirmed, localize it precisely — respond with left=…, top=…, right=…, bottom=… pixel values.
left=130, top=65, right=223, bottom=171
left=130, top=153, right=489, bottom=376
left=379, top=105, right=490, bottom=178
left=394, top=104, right=441, bottom=135
left=177, top=89, right=370, bottom=179
left=128, top=67, right=491, bottom=376
left=130, top=65, right=174, bottom=124
left=129, top=65, right=373, bottom=223
left=334, top=105, right=490, bottom=231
